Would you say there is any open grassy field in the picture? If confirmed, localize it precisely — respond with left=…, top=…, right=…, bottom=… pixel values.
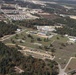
left=53, top=41, right=76, bottom=68
left=3, top=27, right=68, bottom=51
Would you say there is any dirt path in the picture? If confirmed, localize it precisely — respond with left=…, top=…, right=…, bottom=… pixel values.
left=6, top=43, right=55, bottom=60
left=63, top=57, right=76, bottom=70
left=14, top=66, right=24, bottom=73
left=58, top=63, right=67, bottom=75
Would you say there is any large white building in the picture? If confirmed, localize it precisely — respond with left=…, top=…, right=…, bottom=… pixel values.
left=37, top=26, right=55, bottom=32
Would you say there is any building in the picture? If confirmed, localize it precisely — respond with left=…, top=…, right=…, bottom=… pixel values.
left=68, top=36, right=76, bottom=43
left=37, top=26, right=55, bottom=32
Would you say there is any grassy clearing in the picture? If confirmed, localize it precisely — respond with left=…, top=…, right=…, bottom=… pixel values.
left=3, top=28, right=68, bottom=51
left=53, top=41, right=76, bottom=68
left=51, top=35, right=69, bottom=43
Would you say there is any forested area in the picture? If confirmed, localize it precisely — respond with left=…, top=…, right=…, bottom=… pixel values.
left=13, top=19, right=54, bottom=28
left=0, top=42, right=59, bottom=75
left=54, top=17, right=76, bottom=36
left=0, top=21, right=18, bottom=37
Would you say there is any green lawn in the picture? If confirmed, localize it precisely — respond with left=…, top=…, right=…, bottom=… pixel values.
left=51, top=35, right=69, bottom=43
left=3, top=27, right=69, bottom=51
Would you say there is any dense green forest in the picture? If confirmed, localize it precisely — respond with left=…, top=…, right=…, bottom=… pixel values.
left=0, top=42, right=59, bottom=75
left=13, top=18, right=54, bottom=27
left=54, top=17, right=76, bottom=36
left=0, top=21, right=18, bottom=37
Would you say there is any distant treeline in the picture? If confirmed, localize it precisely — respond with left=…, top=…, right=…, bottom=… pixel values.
left=54, top=17, right=76, bottom=36
left=13, top=18, right=54, bottom=28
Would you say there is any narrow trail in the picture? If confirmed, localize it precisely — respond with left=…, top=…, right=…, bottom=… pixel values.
left=63, top=57, right=75, bottom=70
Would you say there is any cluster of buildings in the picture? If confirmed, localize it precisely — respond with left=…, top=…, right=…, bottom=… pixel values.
left=65, top=34, right=76, bottom=43
left=68, top=36, right=76, bottom=43
left=37, top=26, right=56, bottom=32
left=0, top=1, right=58, bottom=21
left=6, top=14, right=38, bottom=20
left=0, top=3, right=40, bottom=21
left=27, top=25, right=62, bottom=38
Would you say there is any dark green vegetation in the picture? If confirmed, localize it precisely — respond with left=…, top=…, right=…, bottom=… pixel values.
left=1, top=5, right=16, bottom=10
left=13, top=18, right=54, bottom=27
left=45, top=3, right=66, bottom=14
left=0, top=42, right=59, bottom=75
left=54, top=17, right=76, bottom=36
left=0, top=21, right=18, bottom=37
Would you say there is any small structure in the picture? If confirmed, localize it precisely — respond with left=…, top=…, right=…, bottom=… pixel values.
left=68, top=36, right=76, bottom=43
left=17, top=29, right=21, bottom=32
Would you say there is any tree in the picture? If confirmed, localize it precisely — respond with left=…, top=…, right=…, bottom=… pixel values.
left=57, top=37, right=60, bottom=40
left=51, top=48, right=56, bottom=53
left=44, top=38, right=49, bottom=42
left=50, top=44, right=53, bottom=47
left=0, top=21, right=18, bottom=38
left=61, top=43, right=66, bottom=47
left=39, top=46, right=42, bottom=49
left=37, top=38, right=42, bottom=41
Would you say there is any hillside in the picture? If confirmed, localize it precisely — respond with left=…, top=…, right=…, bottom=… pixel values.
left=0, top=42, right=59, bottom=75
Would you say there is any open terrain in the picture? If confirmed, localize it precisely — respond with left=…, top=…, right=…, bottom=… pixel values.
left=0, top=0, right=76, bottom=75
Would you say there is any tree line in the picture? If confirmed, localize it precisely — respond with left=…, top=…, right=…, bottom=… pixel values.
left=0, top=21, right=18, bottom=37
left=54, top=17, right=76, bottom=36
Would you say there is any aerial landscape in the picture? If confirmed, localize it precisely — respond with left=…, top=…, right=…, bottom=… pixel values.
left=0, top=0, right=76, bottom=75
